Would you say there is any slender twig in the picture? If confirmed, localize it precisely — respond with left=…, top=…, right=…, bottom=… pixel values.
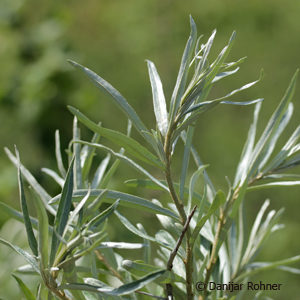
left=43, top=274, right=72, bottom=300
left=164, top=124, right=187, bottom=223
left=95, top=249, right=123, bottom=281
left=164, top=123, right=195, bottom=300
left=201, top=174, right=267, bottom=299
left=167, top=205, right=197, bottom=270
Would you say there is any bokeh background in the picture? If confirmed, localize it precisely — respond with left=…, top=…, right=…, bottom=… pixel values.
left=0, top=0, right=299, bottom=299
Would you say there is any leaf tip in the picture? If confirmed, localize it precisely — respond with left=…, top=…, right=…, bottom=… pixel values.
left=67, top=59, right=78, bottom=68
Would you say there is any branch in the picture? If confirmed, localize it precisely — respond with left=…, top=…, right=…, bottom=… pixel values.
left=167, top=205, right=197, bottom=270
left=166, top=206, right=197, bottom=300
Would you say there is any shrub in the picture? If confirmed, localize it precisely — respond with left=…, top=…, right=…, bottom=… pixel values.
left=1, top=17, right=300, bottom=300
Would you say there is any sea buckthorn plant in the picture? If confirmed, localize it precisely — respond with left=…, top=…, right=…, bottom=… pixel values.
left=1, top=17, right=300, bottom=300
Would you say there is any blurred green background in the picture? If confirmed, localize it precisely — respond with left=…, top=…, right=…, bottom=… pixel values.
left=0, top=0, right=299, bottom=299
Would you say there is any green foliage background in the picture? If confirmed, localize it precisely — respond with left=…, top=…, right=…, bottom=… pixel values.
left=0, top=0, right=299, bottom=299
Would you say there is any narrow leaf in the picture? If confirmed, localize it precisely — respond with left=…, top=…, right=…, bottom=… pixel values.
left=98, top=242, right=144, bottom=249
left=235, top=255, right=300, bottom=282
left=190, top=190, right=226, bottom=246
left=50, top=189, right=179, bottom=219
left=100, top=157, right=120, bottom=189
left=234, top=102, right=262, bottom=187
left=16, top=148, right=38, bottom=256
left=212, top=67, right=239, bottom=83
left=221, top=98, right=263, bottom=106
left=0, top=202, right=39, bottom=228
left=115, top=211, right=178, bottom=253
left=169, top=16, right=197, bottom=125
left=91, top=154, right=110, bottom=189
left=73, top=116, right=83, bottom=189
left=81, top=129, right=101, bottom=182
left=60, top=270, right=165, bottom=295
left=41, top=168, right=64, bottom=187
left=248, top=70, right=298, bottom=178
left=68, top=60, right=154, bottom=146
left=5, top=148, right=55, bottom=215
left=32, top=192, right=49, bottom=271
left=147, top=60, right=168, bottom=136
left=68, top=106, right=162, bottom=168
left=0, top=238, right=39, bottom=274
left=179, top=126, right=194, bottom=203
left=12, top=274, right=35, bottom=300
left=50, top=158, right=74, bottom=265
left=87, top=200, right=119, bottom=228
left=55, top=130, right=67, bottom=177
left=247, top=181, right=300, bottom=191
left=76, top=140, right=168, bottom=191
left=188, top=164, right=208, bottom=214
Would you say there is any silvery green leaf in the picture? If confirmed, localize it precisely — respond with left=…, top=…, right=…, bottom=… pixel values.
left=148, top=129, right=167, bottom=163
left=136, top=223, right=151, bottom=264
left=276, top=265, right=300, bottom=274
left=97, top=242, right=144, bottom=249
left=121, top=260, right=162, bottom=277
left=188, top=164, right=208, bottom=214
left=77, top=140, right=168, bottom=191
left=278, top=152, right=300, bottom=170
left=181, top=130, right=216, bottom=197
left=169, top=16, right=197, bottom=125
left=147, top=60, right=168, bottom=136
left=115, top=211, right=178, bottom=254
left=247, top=70, right=298, bottom=179
left=190, top=190, right=225, bottom=247
left=91, top=154, right=110, bottom=189
left=15, top=264, right=36, bottom=275
left=68, top=60, right=154, bottom=147
left=212, top=67, right=239, bottom=83
left=257, top=102, right=293, bottom=171
left=60, top=270, right=165, bottom=296
left=234, top=102, right=262, bottom=187
left=242, top=203, right=284, bottom=267
left=179, top=126, right=194, bottom=202
left=15, top=148, right=38, bottom=257
left=41, top=168, right=64, bottom=187
left=100, top=157, right=120, bottom=189
left=87, top=200, right=119, bottom=228
left=235, top=255, right=300, bottom=282
left=50, top=158, right=74, bottom=265
left=65, top=189, right=91, bottom=231
left=55, top=130, right=67, bottom=177
left=0, top=238, right=40, bottom=274
left=81, top=129, right=101, bottom=183
left=69, top=106, right=162, bottom=169
left=247, top=180, right=300, bottom=191
left=221, top=98, right=263, bottom=106
left=213, top=72, right=262, bottom=102
left=32, top=192, right=49, bottom=271
left=262, top=173, right=300, bottom=180
left=125, top=178, right=165, bottom=190
left=73, top=116, right=83, bottom=189
left=5, top=148, right=55, bottom=215
left=204, top=31, right=235, bottom=86
left=223, top=57, right=247, bottom=70
left=195, top=29, right=217, bottom=77
left=12, top=274, right=35, bottom=300
left=232, top=204, right=246, bottom=276
left=50, top=189, right=179, bottom=219
left=242, top=200, right=270, bottom=265
left=263, top=125, right=300, bottom=173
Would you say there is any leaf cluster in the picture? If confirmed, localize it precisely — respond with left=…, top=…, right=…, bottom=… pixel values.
left=1, top=17, right=300, bottom=300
